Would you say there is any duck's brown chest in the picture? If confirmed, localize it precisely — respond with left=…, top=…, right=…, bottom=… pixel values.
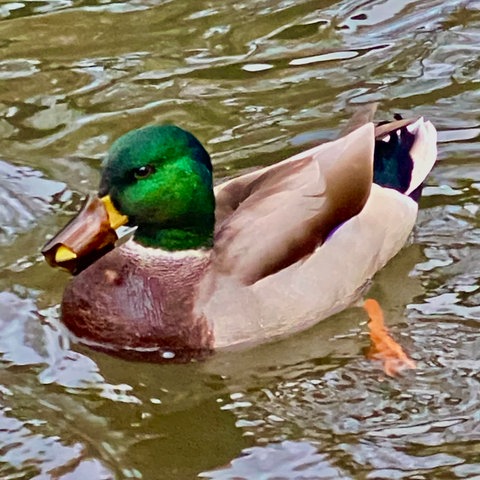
left=61, top=242, right=213, bottom=361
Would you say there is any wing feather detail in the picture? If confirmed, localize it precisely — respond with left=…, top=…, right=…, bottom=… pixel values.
left=213, top=123, right=375, bottom=284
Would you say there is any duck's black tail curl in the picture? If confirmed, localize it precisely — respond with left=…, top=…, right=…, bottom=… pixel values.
left=373, top=114, right=423, bottom=202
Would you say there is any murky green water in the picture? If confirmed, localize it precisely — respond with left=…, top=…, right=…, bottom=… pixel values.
left=1, top=0, right=479, bottom=478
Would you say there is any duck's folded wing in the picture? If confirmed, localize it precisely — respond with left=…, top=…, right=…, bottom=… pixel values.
left=213, top=123, right=375, bottom=285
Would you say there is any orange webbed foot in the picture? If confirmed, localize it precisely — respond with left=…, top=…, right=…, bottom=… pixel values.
left=364, top=298, right=416, bottom=377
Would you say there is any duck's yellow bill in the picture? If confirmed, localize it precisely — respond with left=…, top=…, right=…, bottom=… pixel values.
left=101, top=195, right=128, bottom=230
left=55, top=245, right=78, bottom=263
left=42, top=195, right=129, bottom=275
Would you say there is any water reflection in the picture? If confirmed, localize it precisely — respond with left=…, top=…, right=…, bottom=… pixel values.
left=201, top=441, right=345, bottom=479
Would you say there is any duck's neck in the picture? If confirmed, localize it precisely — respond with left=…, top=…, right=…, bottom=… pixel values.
left=134, top=213, right=215, bottom=251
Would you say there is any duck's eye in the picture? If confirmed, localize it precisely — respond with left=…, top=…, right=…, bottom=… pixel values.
left=133, top=165, right=155, bottom=180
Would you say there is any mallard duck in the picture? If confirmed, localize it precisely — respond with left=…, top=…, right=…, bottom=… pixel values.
left=42, top=106, right=437, bottom=361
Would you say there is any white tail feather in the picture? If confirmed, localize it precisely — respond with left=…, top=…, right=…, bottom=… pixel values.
left=406, top=118, right=438, bottom=195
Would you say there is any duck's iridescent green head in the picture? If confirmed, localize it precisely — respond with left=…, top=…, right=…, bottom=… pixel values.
left=99, top=125, right=215, bottom=250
